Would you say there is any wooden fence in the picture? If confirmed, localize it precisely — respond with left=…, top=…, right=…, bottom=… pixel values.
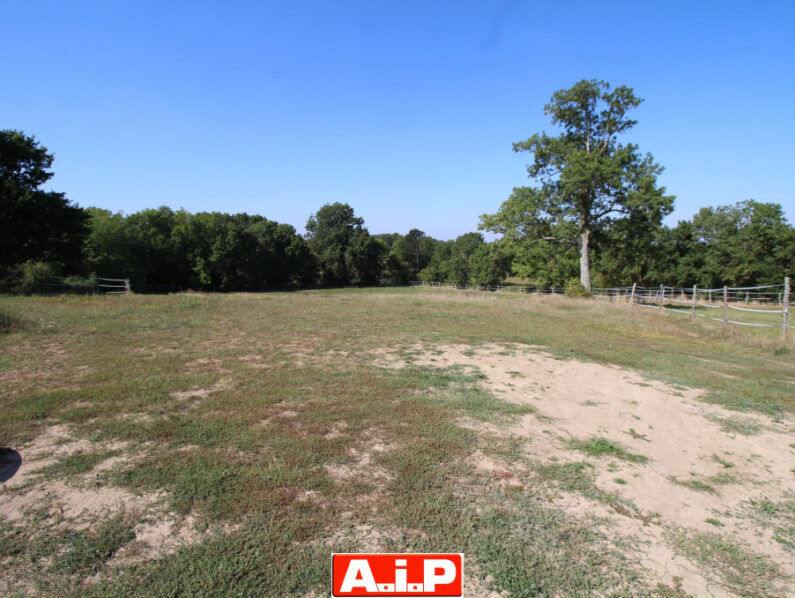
left=410, top=277, right=792, bottom=340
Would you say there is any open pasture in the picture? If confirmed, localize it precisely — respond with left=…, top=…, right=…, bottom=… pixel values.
left=1, top=288, right=793, bottom=597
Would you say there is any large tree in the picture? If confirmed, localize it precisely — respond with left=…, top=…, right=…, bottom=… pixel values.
left=0, top=130, right=88, bottom=270
left=305, top=202, right=383, bottom=285
left=480, top=80, right=673, bottom=289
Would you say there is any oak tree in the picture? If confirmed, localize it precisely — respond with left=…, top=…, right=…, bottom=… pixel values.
left=480, top=80, right=673, bottom=289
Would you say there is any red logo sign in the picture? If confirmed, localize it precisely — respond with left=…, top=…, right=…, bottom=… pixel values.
left=331, top=553, right=464, bottom=597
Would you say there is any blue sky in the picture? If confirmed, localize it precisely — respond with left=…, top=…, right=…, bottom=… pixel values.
left=3, top=0, right=794, bottom=240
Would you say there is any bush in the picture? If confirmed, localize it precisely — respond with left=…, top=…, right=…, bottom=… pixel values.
left=564, top=278, right=592, bottom=298
left=0, top=309, right=26, bottom=334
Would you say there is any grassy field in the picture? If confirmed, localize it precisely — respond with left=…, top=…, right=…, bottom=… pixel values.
left=1, top=288, right=793, bottom=596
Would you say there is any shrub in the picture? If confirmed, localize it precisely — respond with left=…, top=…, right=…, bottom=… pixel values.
left=0, top=309, right=25, bottom=334
left=564, top=278, right=592, bottom=298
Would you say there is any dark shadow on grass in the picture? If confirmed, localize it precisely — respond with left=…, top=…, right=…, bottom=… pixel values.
left=0, top=449, right=21, bottom=482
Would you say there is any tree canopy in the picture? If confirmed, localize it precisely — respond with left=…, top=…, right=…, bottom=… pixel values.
left=3, top=128, right=791, bottom=293
left=305, top=203, right=386, bottom=286
left=0, top=130, right=88, bottom=270
left=480, top=80, right=673, bottom=289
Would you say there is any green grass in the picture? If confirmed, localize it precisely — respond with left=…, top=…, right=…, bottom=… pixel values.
left=666, top=528, right=785, bottom=597
left=38, top=450, right=119, bottom=477
left=710, top=415, right=765, bottom=436
left=712, top=454, right=735, bottom=468
left=570, top=437, right=649, bottom=463
left=54, top=516, right=136, bottom=574
left=399, top=364, right=535, bottom=421
left=0, top=289, right=792, bottom=595
left=669, top=476, right=716, bottom=493
left=670, top=472, right=738, bottom=494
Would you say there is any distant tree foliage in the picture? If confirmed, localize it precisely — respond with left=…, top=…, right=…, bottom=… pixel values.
left=0, top=130, right=88, bottom=270
left=305, top=203, right=386, bottom=286
left=416, top=232, right=509, bottom=286
left=84, top=207, right=315, bottom=291
left=3, top=129, right=792, bottom=293
left=77, top=201, right=794, bottom=291
left=649, top=200, right=795, bottom=288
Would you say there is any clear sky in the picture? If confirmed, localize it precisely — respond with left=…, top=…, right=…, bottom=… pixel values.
left=3, top=0, right=794, bottom=240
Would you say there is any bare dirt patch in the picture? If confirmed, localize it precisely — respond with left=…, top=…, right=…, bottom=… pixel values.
left=107, top=512, right=211, bottom=567
left=1, top=425, right=159, bottom=525
left=377, top=343, right=794, bottom=596
left=0, top=424, right=210, bottom=577
left=170, top=377, right=232, bottom=402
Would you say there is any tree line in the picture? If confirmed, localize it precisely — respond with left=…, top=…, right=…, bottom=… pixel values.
left=2, top=79, right=793, bottom=294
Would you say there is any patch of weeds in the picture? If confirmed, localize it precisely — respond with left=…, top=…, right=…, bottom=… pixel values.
left=712, top=454, right=735, bottom=468
left=54, top=515, right=135, bottom=574
left=706, top=518, right=724, bottom=527
left=613, top=478, right=627, bottom=485
left=738, top=496, right=795, bottom=552
left=535, top=461, right=658, bottom=526
left=398, top=365, right=533, bottom=422
left=537, top=461, right=600, bottom=496
left=38, top=450, right=119, bottom=477
left=708, top=473, right=738, bottom=486
left=670, top=476, right=715, bottom=493
left=580, top=400, right=603, bottom=407
left=0, top=522, right=25, bottom=558
left=610, top=502, right=660, bottom=525
left=486, top=437, right=526, bottom=462
left=570, top=437, right=648, bottom=463
left=507, top=370, right=523, bottom=378
left=473, top=502, right=653, bottom=596
left=0, top=308, right=27, bottom=333
left=115, top=445, right=331, bottom=520
left=626, top=428, right=650, bottom=442
left=655, top=576, right=688, bottom=597
left=666, top=528, right=784, bottom=597
left=670, top=472, right=737, bottom=494
left=387, top=449, right=656, bottom=596
left=711, top=415, right=764, bottom=436
left=88, top=513, right=330, bottom=597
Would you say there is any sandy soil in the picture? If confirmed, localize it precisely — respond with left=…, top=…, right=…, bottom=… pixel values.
left=377, top=342, right=794, bottom=597
left=0, top=424, right=209, bottom=569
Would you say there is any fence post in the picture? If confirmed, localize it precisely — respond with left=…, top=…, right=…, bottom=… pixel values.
left=784, top=276, right=790, bottom=341
left=722, top=286, right=728, bottom=330
left=659, top=284, right=664, bottom=311
left=691, top=285, right=697, bottom=320
left=125, top=279, right=131, bottom=294
left=628, top=283, right=636, bottom=309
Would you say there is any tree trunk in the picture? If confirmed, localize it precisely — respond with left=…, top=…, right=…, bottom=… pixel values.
left=578, top=228, right=591, bottom=290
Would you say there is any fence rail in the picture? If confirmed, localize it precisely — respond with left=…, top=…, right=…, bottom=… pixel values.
left=0, top=273, right=132, bottom=295
left=96, top=277, right=131, bottom=294
left=410, top=277, right=792, bottom=340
